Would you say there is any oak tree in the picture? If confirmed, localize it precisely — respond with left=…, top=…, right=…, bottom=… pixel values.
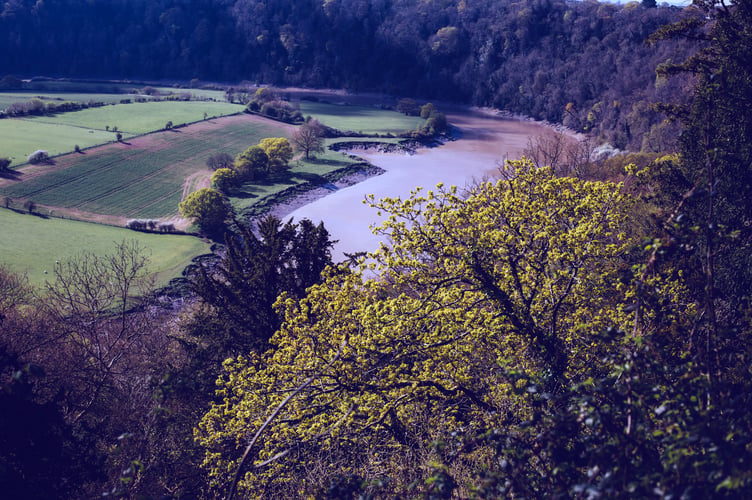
left=179, top=187, right=229, bottom=234
left=196, top=159, right=636, bottom=497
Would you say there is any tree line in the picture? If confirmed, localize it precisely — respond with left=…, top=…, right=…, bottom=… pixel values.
left=1, top=0, right=699, bottom=149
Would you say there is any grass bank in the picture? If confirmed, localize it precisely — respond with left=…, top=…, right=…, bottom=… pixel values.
left=0, top=208, right=211, bottom=287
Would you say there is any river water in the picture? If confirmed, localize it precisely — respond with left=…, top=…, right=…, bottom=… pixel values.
left=286, top=108, right=549, bottom=261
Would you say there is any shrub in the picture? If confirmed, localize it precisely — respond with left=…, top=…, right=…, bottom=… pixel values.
left=27, top=150, right=49, bottom=164
left=211, top=168, right=240, bottom=193
left=206, top=152, right=234, bottom=171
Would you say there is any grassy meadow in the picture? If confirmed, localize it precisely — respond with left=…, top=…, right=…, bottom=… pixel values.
left=0, top=208, right=211, bottom=286
left=0, top=119, right=115, bottom=166
left=298, top=101, right=425, bottom=135
left=1, top=99, right=243, bottom=166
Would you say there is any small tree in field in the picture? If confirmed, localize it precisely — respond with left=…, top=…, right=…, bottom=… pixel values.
left=0, top=157, right=11, bottom=172
left=292, top=119, right=325, bottom=160
left=206, top=152, right=234, bottom=171
left=179, top=188, right=229, bottom=233
left=211, top=168, right=239, bottom=193
left=397, top=97, right=419, bottom=116
left=259, top=137, right=293, bottom=172
left=27, top=150, right=49, bottom=164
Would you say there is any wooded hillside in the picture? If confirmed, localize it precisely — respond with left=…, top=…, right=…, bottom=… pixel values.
left=1, top=0, right=698, bottom=149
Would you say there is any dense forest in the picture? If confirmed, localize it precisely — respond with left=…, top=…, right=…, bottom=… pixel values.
left=3, top=0, right=752, bottom=498
left=1, top=0, right=698, bottom=149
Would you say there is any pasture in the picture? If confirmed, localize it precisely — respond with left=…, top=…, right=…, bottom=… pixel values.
left=0, top=208, right=211, bottom=286
left=23, top=101, right=243, bottom=135
left=0, top=119, right=115, bottom=166
left=298, top=101, right=425, bottom=135
left=0, top=99, right=244, bottom=166
left=0, top=114, right=291, bottom=220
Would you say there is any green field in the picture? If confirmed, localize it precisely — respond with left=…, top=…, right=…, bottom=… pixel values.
left=0, top=92, right=127, bottom=109
left=0, top=208, right=211, bottom=286
left=22, top=101, right=243, bottom=135
left=0, top=116, right=290, bottom=219
left=0, top=119, right=116, bottom=165
left=299, top=101, right=425, bottom=135
left=0, top=100, right=244, bottom=167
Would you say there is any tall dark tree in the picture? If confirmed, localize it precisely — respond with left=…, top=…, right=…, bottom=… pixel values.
left=653, top=0, right=752, bottom=316
left=186, top=215, right=334, bottom=357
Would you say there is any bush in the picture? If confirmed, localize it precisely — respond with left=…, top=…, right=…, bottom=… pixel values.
left=179, top=188, right=230, bottom=234
left=27, top=150, right=49, bottom=164
left=210, top=168, right=240, bottom=193
left=206, top=152, right=234, bottom=171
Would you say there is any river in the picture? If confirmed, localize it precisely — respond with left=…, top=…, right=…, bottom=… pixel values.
left=286, top=108, right=549, bottom=261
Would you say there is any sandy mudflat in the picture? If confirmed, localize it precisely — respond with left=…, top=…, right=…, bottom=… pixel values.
left=284, top=107, right=550, bottom=261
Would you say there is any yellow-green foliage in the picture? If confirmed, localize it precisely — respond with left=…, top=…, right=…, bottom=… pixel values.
left=196, top=159, right=638, bottom=496
left=259, top=137, right=293, bottom=170
left=210, top=167, right=239, bottom=193
left=178, top=187, right=228, bottom=230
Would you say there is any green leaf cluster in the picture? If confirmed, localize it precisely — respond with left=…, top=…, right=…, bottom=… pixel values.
left=196, top=159, right=642, bottom=496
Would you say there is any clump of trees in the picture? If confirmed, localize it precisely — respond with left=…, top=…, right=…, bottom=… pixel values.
left=246, top=87, right=303, bottom=123
left=209, top=137, right=294, bottom=194
left=401, top=101, right=449, bottom=139
left=126, top=218, right=175, bottom=232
